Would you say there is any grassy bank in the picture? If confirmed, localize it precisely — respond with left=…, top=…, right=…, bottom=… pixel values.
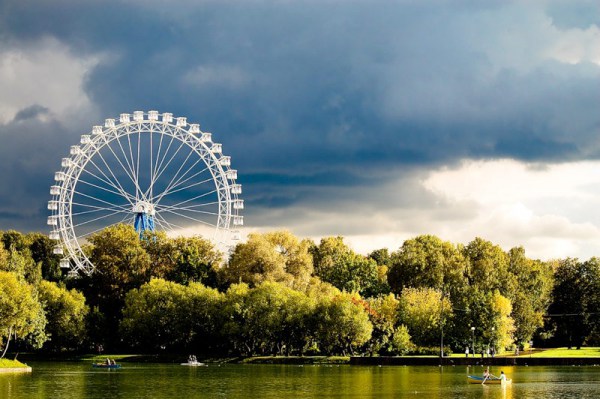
left=0, top=358, right=28, bottom=368
left=528, top=347, right=600, bottom=358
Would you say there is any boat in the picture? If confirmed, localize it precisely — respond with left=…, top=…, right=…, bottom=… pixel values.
left=92, top=363, right=122, bottom=369
left=180, top=360, right=206, bottom=367
left=467, top=375, right=511, bottom=384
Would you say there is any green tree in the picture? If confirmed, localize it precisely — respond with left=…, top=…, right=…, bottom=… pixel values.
left=166, top=236, right=222, bottom=286
left=223, top=231, right=313, bottom=289
left=120, top=278, right=189, bottom=351
left=507, top=247, right=553, bottom=347
left=312, top=236, right=380, bottom=297
left=463, top=237, right=512, bottom=293
left=398, top=287, right=452, bottom=347
left=547, top=258, right=587, bottom=348
left=312, top=292, right=373, bottom=355
left=38, top=280, right=88, bottom=352
left=0, top=230, right=41, bottom=285
left=366, top=293, right=400, bottom=355
left=74, top=224, right=151, bottom=350
left=184, top=281, right=225, bottom=353
left=0, top=271, right=46, bottom=357
left=27, top=232, right=62, bottom=282
left=388, top=235, right=467, bottom=299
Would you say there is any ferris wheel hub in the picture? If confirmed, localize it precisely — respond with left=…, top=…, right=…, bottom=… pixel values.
left=133, top=201, right=155, bottom=216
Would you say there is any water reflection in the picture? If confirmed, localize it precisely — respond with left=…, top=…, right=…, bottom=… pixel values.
left=1, top=363, right=600, bottom=398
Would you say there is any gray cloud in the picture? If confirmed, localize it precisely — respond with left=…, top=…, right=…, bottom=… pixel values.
left=0, top=1, right=599, bottom=257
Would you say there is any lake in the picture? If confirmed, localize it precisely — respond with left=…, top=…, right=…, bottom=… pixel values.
left=2, top=362, right=600, bottom=398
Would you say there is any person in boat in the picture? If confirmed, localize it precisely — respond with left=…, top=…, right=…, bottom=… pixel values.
left=500, top=371, right=506, bottom=381
left=483, top=367, right=490, bottom=378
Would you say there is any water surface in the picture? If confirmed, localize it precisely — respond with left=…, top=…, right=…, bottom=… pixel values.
left=2, top=362, right=600, bottom=398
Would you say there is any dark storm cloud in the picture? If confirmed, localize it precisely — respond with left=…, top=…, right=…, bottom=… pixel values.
left=0, top=0, right=599, bottom=233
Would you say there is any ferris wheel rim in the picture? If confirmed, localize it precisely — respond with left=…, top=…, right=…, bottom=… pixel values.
left=48, top=110, right=243, bottom=275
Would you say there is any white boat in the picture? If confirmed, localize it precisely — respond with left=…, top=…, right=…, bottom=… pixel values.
left=181, top=360, right=206, bottom=367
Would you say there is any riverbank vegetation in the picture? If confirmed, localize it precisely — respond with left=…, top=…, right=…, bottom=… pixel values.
left=0, top=358, right=28, bottom=368
left=1, top=227, right=600, bottom=358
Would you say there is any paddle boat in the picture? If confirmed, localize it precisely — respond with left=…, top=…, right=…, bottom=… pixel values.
left=180, top=360, right=206, bottom=367
left=467, top=375, right=511, bottom=384
left=92, top=362, right=121, bottom=369
left=181, top=355, right=206, bottom=366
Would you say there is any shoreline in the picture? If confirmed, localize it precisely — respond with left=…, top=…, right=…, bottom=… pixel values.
left=350, top=356, right=600, bottom=366
left=0, top=367, right=32, bottom=373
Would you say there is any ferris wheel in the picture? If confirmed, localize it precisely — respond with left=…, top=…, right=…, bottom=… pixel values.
left=47, top=110, right=243, bottom=276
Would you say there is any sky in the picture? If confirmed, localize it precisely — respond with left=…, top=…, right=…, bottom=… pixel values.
left=0, top=0, right=599, bottom=260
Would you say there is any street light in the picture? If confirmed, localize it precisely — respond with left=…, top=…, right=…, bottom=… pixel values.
left=490, top=327, right=495, bottom=357
left=471, top=326, right=476, bottom=358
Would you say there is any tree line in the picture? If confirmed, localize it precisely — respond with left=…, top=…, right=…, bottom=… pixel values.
left=0, top=226, right=598, bottom=357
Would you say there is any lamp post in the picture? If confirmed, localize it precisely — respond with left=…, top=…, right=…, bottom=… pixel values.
left=471, top=326, right=476, bottom=358
left=491, top=327, right=495, bottom=357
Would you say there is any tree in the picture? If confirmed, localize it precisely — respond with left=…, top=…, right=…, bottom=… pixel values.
left=84, top=224, right=152, bottom=304
left=38, top=280, right=88, bottom=352
left=184, top=281, right=225, bottom=353
left=547, top=258, right=588, bottom=348
left=398, top=287, right=452, bottom=347
left=223, top=231, right=313, bottom=289
left=120, top=278, right=189, bottom=351
left=490, top=291, right=515, bottom=351
left=463, top=237, right=512, bottom=293
left=0, top=230, right=41, bottom=285
left=27, top=232, right=63, bottom=282
left=388, top=235, right=467, bottom=299
left=312, top=236, right=380, bottom=297
left=74, top=224, right=151, bottom=350
left=507, top=247, right=553, bottom=347
left=166, top=236, right=222, bottom=286
left=312, top=292, right=373, bottom=355
left=0, top=271, right=46, bottom=357
left=366, top=293, right=400, bottom=355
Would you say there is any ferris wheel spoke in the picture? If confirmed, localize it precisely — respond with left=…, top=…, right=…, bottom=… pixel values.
left=79, top=214, right=134, bottom=239
left=154, top=177, right=214, bottom=203
left=71, top=207, right=131, bottom=217
left=71, top=201, right=131, bottom=215
left=103, top=136, right=146, bottom=202
left=119, top=130, right=145, bottom=200
left=158, top=201, right=219, bottom=212
left=150, top=131, right=178, bottom=192
left=157, top=208, right=217, bottom=228
left=136, top=128, right=142, bottom=199
left=80, top=158, right=137, bottom=204
left=89, top=145, right=138, bottom=205
left=72, top=208, right=127, bottom=228
left=76, top=176, right=138, bottom=203
left=71, top=189, right=132, bottom=211
left=149, top=139, right=187, bottom=197
left=80, top=145, right=136, bottom=204
left=158, top=188, right=219, bottom=209
left=157, top=206, right=218, bottom=217
left=151, top=157, right=209, bottom=204
left=145, top=141, right=197, bottom=201
left=152, top=213, right=180, bottom=233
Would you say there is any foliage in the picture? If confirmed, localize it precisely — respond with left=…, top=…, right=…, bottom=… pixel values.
left=0, top=271, right=46, bottom=356
left=38, top=280, right=88, bottom=352
left=388, top=235, right=467, bottom=299
left=398, top=287, right=452, bottom=347
left=390, top=325, right=414, bottom=355
left=120, top=278, right=190, bottom=351
left=312, top=292, right=373, bottom=355
left=223, top=231, right=313, bottom=289
left=312, top=236, right=382, bottom=297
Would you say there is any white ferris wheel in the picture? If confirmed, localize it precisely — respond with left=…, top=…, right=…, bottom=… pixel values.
left=47, top=110, right=243, bottom=276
